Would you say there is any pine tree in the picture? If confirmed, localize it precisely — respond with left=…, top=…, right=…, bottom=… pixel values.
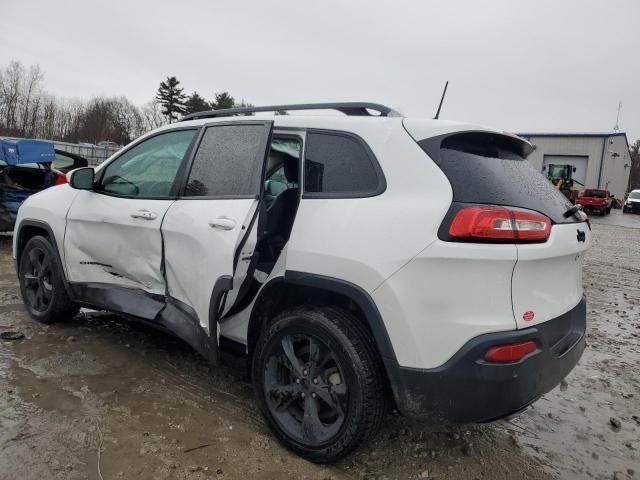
left=184, top=91, right=209, bottom=115
left=210, top=92, right=235, bottom=110
left=155, top=76, right=187, bottom=123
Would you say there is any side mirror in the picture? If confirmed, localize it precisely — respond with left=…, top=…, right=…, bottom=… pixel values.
left=573, top=167, right=577, bottom=172
left=69, top=167, right=95, bottom=190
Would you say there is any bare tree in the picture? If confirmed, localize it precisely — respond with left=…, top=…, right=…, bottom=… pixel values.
left=0, top=61, right=249, bottom=145
left=1, top=61, right=25, bottom=132
left=20, top=65, right=43, bottom=135
left=141, top=99, right=167, bottom=131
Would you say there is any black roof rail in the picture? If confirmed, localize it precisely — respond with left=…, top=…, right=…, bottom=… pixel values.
left=177, top=102, right=401, bottom=122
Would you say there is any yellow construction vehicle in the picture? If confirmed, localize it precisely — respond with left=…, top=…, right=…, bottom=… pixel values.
left=545, top=164, right=582, bottom=203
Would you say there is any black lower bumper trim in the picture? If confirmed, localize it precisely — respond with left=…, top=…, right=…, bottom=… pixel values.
left=388, top=297, right=586, bottom=423
left=623, top=205, right=640, bottom=214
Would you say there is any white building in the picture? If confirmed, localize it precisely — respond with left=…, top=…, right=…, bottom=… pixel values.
left=518, top=132, right=632, bottom=199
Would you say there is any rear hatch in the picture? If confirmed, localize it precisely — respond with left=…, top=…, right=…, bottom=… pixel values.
left=405, top=123, right=590, bottom=329
left=578, top=190, right=605, bottom=207
left=512, top=223, right=589, bottom=328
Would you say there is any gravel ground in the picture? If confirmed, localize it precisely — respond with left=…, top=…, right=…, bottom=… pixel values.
left=0, top=213, right=638, bottom=480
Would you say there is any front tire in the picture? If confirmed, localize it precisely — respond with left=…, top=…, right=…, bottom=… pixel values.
left=252, top=306, right=385, bottom=463
left=19, top=235, right=79, bottom=323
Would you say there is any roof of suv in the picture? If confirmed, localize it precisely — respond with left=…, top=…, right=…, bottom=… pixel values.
left=167, top=113, right=516, bottom=146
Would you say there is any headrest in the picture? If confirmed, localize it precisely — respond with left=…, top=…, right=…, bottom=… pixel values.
left=283, top=154, right=298, bottom=183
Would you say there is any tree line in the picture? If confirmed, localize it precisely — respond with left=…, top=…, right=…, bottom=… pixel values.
left=155, top=75, right=250, bottom=123
left=0, top=61, right=249, bottom=146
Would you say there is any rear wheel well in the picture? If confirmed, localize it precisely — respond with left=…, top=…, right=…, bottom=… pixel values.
left=247, top=280, right=394, bottom=406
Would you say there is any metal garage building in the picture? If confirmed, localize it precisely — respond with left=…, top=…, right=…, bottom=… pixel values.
left=518, top=132, right=632, bottom=200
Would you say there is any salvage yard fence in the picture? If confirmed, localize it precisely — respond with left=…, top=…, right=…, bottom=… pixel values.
left=1, top=137, right=121, bottom=166
left=52, top=140, right=121, bottom=166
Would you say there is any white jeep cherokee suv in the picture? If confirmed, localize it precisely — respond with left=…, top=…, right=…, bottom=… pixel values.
left=12, top=103, right=590, bottom=462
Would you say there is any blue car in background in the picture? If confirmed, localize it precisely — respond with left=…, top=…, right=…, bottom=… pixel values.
left=0, top=139, right=88, bottom=231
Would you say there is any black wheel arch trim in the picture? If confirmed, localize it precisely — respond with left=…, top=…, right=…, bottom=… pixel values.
left=14, top=219, right=74, bottom=299
left=248, top=270, right=398, bottom=362
left=247, top=269, right=406, bottom=408
left=285, top=271, right=397, bottom=360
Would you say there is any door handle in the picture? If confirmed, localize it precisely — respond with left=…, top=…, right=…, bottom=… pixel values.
left=130, top=209, right=157, bottom=220
left=208, top=217, right=236, bottom=230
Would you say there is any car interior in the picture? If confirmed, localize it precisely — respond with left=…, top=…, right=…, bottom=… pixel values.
left=257, top=136, right=302, bottom=273
left=0, top=162, right=56, bottom=192
left=222, top=136, right=302, bottom=318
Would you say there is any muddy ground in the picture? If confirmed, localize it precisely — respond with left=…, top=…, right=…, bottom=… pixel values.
left=0, top=212, right=638, bottom=480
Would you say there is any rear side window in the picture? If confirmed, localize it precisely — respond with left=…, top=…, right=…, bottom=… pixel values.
left=583, top=190, right=606, bottom=198
left=185, top=124, right=269, bottom=197
left=303, top=131, right=384, bottom=197
left=418, top=132, right=576, bottom=224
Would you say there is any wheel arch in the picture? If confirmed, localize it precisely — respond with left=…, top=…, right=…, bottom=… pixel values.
left=247, top=270, right=401, bottom=402
left=14, top=219, right=72, bottom=297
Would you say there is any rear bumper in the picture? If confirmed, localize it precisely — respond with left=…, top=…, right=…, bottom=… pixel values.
left=578, top=202, right=606, bottom=211
left=389, top=297, right=586, bottom=422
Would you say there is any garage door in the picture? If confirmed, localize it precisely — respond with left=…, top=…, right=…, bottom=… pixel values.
left=542, top=155, right=588, bottom=188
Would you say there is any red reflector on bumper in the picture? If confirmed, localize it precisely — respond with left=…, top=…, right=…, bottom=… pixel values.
left=485, top=341, right=537, bottom=363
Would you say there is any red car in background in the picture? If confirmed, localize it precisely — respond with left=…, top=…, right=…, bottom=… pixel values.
left=576, top=188, right=613, bottom=216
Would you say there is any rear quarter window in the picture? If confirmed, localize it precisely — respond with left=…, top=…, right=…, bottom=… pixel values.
left=418, top=132, right=577, bottom=224
left=303, top=131, right=385, bottom=198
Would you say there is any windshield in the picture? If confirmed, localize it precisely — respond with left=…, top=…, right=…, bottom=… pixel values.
left=548, top=165, right=568, bottom=178
left=583, top=190, right=606, bottom=198
left=629, top=191, right=640, bottom=200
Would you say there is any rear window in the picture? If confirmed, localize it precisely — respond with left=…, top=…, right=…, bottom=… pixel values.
left=303, top=131, right=384, bottom=197
left=583, top=190, right=606, bottom=198
left=418, top=132, right=577, bottom=224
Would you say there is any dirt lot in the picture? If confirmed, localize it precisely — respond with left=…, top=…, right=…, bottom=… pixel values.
left=0, top=212, right=639, bottom=480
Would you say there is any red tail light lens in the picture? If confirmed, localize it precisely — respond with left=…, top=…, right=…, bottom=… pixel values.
left=54, top=173, right=68, bottom=185
left=449, top=206, right=551, bottom=242
left=485, top=340, right=537, bottom=363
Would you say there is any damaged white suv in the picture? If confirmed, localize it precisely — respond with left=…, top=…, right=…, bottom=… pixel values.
left=13, top=103, right=590, bottom=462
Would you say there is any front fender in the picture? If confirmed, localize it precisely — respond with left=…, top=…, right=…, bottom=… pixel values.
left=13, top=185, right=79, bottom=272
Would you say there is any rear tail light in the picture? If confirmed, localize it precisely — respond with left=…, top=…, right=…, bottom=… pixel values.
left=54, top=172, right=68, bottom=185
left=448, top=206, right=551, bottom=242
left=485, top=340, right=537, bottom=363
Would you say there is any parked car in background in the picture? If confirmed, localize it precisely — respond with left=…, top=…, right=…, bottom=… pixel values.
left=623, top=189, right=640, bottom=214
left=0, top=139, right=88, bottom=231
left=576, top=188, right=613, bottom=216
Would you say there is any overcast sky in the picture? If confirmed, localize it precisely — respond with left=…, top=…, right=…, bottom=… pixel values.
left=1, top=0, right=638, bottom=141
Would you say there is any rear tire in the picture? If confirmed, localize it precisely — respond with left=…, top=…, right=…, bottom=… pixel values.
left=18, top=235, right=79, bottom=323
left=252, top=306, right=385, bottom=463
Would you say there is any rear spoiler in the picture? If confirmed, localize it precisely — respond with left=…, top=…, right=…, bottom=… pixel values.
left=0, top=139, right=55, bottom=166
